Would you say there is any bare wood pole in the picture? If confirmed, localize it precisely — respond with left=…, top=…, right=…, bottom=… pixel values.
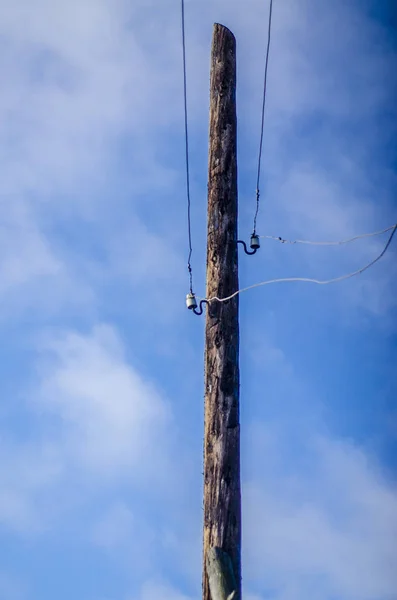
left=203, top=23, right=241, bottom=600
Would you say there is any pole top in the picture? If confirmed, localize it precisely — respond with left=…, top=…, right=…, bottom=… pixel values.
left=213, top=23, right=236, bottom=41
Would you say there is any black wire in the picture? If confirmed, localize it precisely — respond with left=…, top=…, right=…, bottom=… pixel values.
left=181, top=0, right=194, bottom=293
left=254, top=0, right=274, bottom=235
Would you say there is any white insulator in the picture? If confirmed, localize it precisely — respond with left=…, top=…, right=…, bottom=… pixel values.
left=250, top=234, right=260, bottom=249
left=186, top=293, right=198, bottom=310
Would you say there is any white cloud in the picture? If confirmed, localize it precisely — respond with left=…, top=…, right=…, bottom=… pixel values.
left=0, top=1, right=395, bottom=599
left=0, top=0, right=147, bottom=195
left=37, top=324, right=171, bottom=475
left=0, top=0, right=187, bottom=206
left=0, top=0, right=183, bottom=315
left=0, top=201, right=60, bottom=293
left=0, top=0, right=394, bottom=319
left=0, top=441, right=61, bottom=532
left=0, top=321, right=196, bottom=538
left=244, top=427, right=397, bottom=600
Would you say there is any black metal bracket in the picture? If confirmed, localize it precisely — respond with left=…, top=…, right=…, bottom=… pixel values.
left=193, top=299, right=210, bottom=316
left=193, top=299, right=221, bottom=318
left=237, top=240, right=258, bottom=255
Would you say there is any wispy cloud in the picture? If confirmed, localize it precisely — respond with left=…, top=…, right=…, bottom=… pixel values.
left=244, top=427, right=397, bottom=600
left=0, top=440, right=61, bottom=533
left=0, top=0, right=396, bottom=599
left=36, top=324, right=171, bottom=475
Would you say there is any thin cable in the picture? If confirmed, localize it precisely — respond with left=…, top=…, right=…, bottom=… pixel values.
left=200, top=224, right=397, bottom=304
left=253, top=0, right=274, bottom=234
left=261, top=224, right=397, bottom=246
left=181, top=0, right=193, bottom=293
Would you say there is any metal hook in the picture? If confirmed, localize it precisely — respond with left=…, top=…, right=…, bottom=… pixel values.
left=195, top=298, right=230, bottom=317
left=194, top=299, right=219, bottom=318
left=237, top=234, right=260, bottom=255
left=237, top=240, right=257, bottom=255
left=193, top=299, right=210, bottom=316
left=186, top=294, right=217, bottom=317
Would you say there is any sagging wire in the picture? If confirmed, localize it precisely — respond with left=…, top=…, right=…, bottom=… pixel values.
left=239, top=0, right=274, bottom=253
left=254, top=0, right=274, bottom=236
left=261, top=223, right=397, bottom=246
left=188, top=224, right=396, bottom=312
left=181, top=0, right=194, bottom=294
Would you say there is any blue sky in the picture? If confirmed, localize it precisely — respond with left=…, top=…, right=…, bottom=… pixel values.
left=0, top=0, right=396, bottom=599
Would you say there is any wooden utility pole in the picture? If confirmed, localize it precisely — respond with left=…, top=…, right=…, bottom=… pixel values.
left=203, top=23, right=241, bottom=600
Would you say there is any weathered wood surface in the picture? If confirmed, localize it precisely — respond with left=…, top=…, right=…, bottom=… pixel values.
left=206, top=547, right=237, bottom=600
left=203, top=23, right=241, bottom=600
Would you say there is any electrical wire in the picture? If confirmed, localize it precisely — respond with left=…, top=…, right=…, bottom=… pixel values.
left=181, top=0, right=194, bottom=293
left=253, top=0, right=274, bottom=234
left=260, top=223, right=397, bottom=246
left=199, top=224, right=397, bottom=304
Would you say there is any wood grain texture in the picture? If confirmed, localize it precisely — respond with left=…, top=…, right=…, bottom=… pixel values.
left=203, top=23, right=240, bottom=600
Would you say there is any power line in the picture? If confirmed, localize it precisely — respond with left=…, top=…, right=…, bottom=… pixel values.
left=181, top=0, right=194, bottom=294
left=200, top=224, right=397, bottom=304
left=182, top=0, right=275, bottom=286
left=261, top=223, right=397, bottom=246
left=253, top=0, right=274, bottom=235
